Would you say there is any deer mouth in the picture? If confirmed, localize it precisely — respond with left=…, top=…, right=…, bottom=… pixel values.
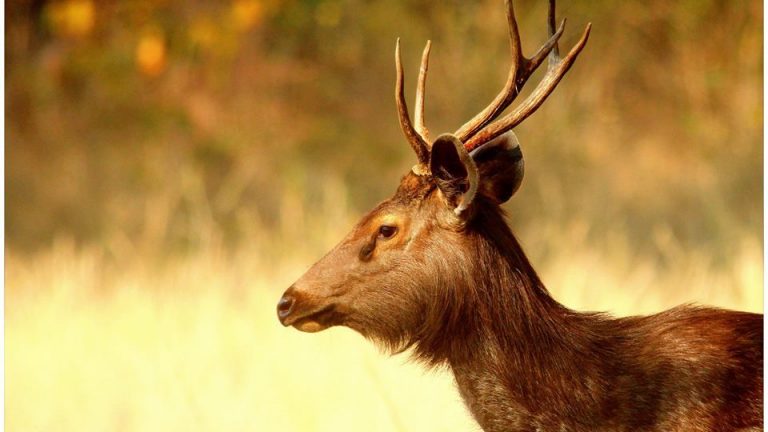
left=293, top=304, right=343, bottom=332
left=278, top=285, right=347, bottom=332
left=281, top=303, right=341, bottom=333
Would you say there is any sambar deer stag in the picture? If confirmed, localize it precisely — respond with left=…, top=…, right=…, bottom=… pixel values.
left=276, top=1, right=763, bottom=430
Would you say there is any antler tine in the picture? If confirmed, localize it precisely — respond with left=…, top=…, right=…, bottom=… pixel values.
left=395, top=38, right=430, bottom=165
left=547, top=0, right=560, bottom=70
left=414, top=40, right=432, bottom=144
left=464, top=23, right=592, bottom=152
left=454, top=0, right=565, bottom=143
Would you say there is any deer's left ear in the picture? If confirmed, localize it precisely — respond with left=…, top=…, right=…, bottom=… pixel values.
left=430, top=134, right=479, bottom=217
left=430, top=131, right=525, bottom=215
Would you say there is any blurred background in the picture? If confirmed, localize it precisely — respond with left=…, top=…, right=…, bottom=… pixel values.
left=6, top=0, right=762, bottom=431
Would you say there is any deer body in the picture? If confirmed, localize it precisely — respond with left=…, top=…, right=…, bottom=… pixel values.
left=435, top=204, right=762, bottom=431
left=451, top=306, right=762, bottom=432
left=276, top=1, right=763, bottom=430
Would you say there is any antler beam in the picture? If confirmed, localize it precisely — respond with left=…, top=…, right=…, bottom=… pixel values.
left=395, top=38, right=430, bottom=166
left=414, top=40, right=432, bottom=144
left=454, top=0, right=566, bottom=143
left=464, top=21, right=591, bottom=152
left=395, top=0, right=590, bottom=167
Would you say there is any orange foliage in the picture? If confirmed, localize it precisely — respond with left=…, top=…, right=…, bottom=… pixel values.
left=136, top=33, right=167, bottom=77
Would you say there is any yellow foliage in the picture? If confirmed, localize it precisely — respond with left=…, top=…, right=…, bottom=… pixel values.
left=315, top=1, right=342, bottom=28
left=47, top=0, right=95, bottom=38
left=231, top=0, right=264, bottom=32
left=189, top=18, right=218, bottom=51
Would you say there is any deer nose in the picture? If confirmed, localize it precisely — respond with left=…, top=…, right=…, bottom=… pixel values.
left=277, top=287, right=296, bottom=324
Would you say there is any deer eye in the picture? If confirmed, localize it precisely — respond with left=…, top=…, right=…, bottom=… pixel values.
left=378, top=225, right=398, bottom=239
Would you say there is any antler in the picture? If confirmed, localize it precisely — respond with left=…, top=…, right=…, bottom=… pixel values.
left=414, top=40, right=432, bottom=143
left=395, top=0, right=590, bottom=165
left=395, top=38, right=430, bottom=167
left=462, top=0, right=591, bottom=152
left=454, top=0, right=566, bottom=144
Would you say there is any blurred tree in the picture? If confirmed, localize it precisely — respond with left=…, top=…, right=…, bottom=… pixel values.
left=5, top=0, right=762, bottom=265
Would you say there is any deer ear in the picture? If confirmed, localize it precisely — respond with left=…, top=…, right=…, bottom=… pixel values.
left=430, top=134, right=479, bottom=215
left=469, top=131, right=524, bottom=204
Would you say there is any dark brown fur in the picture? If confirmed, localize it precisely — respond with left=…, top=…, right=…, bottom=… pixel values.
left=279, top=173, right=763, bottom=432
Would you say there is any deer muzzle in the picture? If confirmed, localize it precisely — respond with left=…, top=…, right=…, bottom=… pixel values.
left=276, top=285, right=337, bottom=333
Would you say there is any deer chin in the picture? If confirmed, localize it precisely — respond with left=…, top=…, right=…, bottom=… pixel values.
left=293, top=319, right=330, bottom=333
left=289, top=304, right=340, bottom=333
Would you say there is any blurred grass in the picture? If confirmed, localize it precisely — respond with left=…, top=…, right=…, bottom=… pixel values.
left=6, top=226, right=761, bottom=432
left=5, top=0, right=763, bottom=431
left=7, top=238, right=480, bottom=432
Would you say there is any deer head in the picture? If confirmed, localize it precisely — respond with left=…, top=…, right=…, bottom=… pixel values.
left=277, top=0, right=590, bottom=359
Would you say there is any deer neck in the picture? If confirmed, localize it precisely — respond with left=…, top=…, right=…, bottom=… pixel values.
left=445, top=207, right=609, bottom=428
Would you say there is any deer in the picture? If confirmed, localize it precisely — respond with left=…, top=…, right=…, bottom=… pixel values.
left=276, top=1, right=763, bottom=431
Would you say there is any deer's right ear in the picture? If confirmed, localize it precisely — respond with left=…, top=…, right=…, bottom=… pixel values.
left=429, top=134, right=479, bottom=216
left=469, top=131, right=524, bottom=204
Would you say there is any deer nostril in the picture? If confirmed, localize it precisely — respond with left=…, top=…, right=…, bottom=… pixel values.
left=277, top=293, right=296, bottom=321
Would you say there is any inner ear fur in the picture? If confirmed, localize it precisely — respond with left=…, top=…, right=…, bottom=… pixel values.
left=429, top=134, right=478, bottom=214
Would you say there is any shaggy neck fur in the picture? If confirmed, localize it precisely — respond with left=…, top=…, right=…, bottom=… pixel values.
left=405, top=199, right=617, bottom=427
left=408, top=200, right=593, bottom=361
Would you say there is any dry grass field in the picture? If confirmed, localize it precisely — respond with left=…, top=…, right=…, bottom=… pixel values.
left=6, top=222, right=761, bottom=432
